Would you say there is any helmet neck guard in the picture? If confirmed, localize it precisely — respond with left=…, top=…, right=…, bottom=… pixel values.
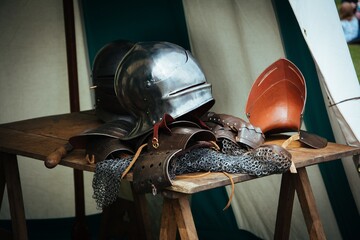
left=115, top=41, right=215, bottom=140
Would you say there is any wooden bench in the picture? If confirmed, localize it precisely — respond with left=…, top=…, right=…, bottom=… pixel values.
left=0, top=111, right=359, bottom=239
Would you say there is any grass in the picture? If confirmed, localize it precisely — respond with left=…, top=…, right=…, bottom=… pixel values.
left=348, top=45, right=360, bottom=81
left=335, top=0, right=360, bottom=82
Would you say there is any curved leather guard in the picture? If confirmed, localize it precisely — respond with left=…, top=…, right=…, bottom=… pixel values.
left=69, top=119, right=135, bottom=149
left=148, top=125, right=216, bottom=151
left=85, top=136, right=134, bottom=163
left=68, top=120, right=136, bottom=163
left=202, top=112, right=265, bottom=149
left=299, top=130, right=328, bottom=149
left=245, top=58, right=306, bottom=134
left=132, top=124, right=216, bottom=194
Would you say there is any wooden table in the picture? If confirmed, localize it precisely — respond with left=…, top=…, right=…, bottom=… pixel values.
left=159, top=139, right=360, bottom=240
left=0, top=111, right=359, bottom=240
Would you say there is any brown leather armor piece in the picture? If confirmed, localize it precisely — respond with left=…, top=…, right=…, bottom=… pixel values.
left=245, top=58, right=306, bottom=134
left=202, top=112, right=264, bottom=149
left=68, top=119, right=136, bottom=163
left=245, top=58, right=327, bottom=149
left=298, top=130, right=327, bottom=149
left=85, top=137, right=133, bottom=163
left=132, top=124, right=216, bottom=194
left=69, top=119, right=135, bottom=148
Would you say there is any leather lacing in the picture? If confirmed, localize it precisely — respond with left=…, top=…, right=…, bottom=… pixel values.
left=152, top=114, right=175, bottom=149
left=122, top=114, right=176, bottom=179
left=173, top=140, right=235, bottom=211
left=175, top=170, right=235, bottom=211
left=119, top=114, right=292, bottom=211
left=86, top=154, right=96, bottom=164
left=121, top=143, right=147, bottom=179
left=281, top=134, right=299, bottom=174
left=92, top=138, right=292, bottom=209
left=222, top=172, right=235, bottom=210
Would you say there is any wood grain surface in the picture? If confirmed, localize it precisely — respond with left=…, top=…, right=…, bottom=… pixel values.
left=1, top=111, right=359, bottom=194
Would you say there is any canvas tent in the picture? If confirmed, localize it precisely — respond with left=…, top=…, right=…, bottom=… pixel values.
left=180, top=0, right=359, bottom=239
left=0, top=0, right=359, bottom=239
left=81, top=0, right=360, bottom=238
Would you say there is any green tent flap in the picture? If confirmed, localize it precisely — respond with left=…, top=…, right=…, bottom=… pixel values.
left=81, top=1, right=258, bottom=238
left=81, top=0, right=190, bottom=65
left=191, top=187, right=261, bottom=240
left=272, top=0, right=360, bottom=239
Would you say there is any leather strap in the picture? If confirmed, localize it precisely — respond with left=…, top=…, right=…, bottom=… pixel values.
left=133, top=149, right=181, bottom=194
left=85, top=136, right=134, bottom=163
left=132, top=124, right=216, bottom=194
left=202, top=112, right=265, bottom=149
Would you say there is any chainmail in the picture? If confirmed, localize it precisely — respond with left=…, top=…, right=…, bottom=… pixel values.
left=93, top=156, right=132, bottom=209
left=169, top=139, right=291, bottom=178
left=92, top=139, right=292, bottom=209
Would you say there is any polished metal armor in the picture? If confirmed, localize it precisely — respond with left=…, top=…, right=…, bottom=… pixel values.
left=65, top=43, right=295, bottom=210
left=92, top=39, right=134, bottom=122
left=114, top=41, right=215, bottom=140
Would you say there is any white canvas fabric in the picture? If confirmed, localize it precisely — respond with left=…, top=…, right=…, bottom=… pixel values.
left=182, top=0, right=342, bottom=239
left=289, top=0, right=360, bottom=213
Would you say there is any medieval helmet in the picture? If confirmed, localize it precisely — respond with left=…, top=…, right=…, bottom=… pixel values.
left=92, top=39, right=134, bottom=122
left=245, top=58, right=307, bottom=134
left=114, top=41, right=215, bottom=140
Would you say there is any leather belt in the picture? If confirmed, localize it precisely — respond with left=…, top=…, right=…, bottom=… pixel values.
left=202, top=111, right=264, bottom=149
left=132, top=123, right=216, bottom=194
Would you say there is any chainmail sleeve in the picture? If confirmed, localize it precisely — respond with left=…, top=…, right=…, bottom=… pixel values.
left=169, top=139, right=292, bottom=177
left=92, top=156, right=132, bottom=209
left=92, top=139, right=292, bottom=209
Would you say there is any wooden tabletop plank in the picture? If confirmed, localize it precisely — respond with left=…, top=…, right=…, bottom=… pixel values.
left=0, top=111, right=101, bottom=162
left=264, top=136, right=360, bottom=167
left=168, top=172, right=256, bottom=194
left=60, top=149, right=96, bottom=172
left=0, top=127, right=67, bottom=160
left=1, top=112, right=360, bottom=194
left=0, top=111, right=100, bottom=141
